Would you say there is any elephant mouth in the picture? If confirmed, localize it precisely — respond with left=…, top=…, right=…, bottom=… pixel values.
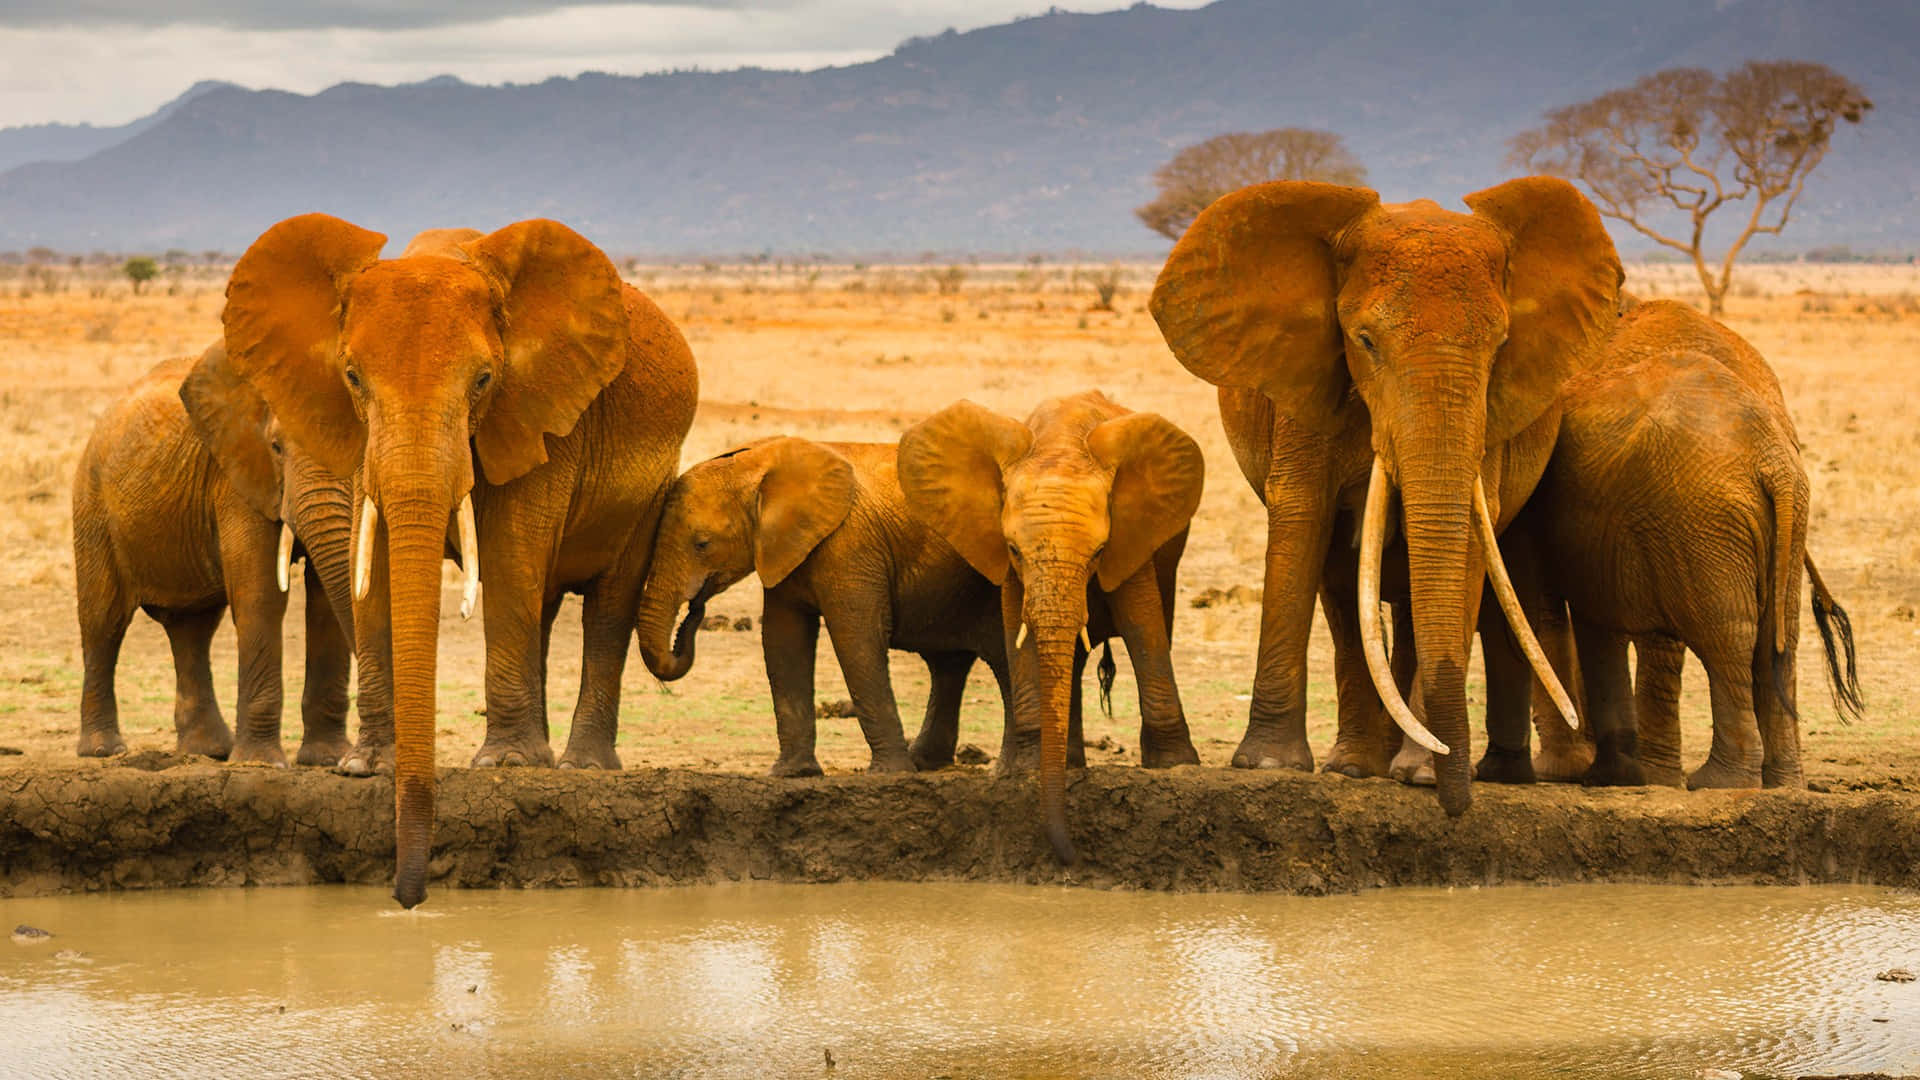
left=671, top=579, right=720, bottom=660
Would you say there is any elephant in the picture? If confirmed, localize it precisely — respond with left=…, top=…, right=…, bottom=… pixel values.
left=1493, top=299, right=1862, bottom=789
left=71, top=344, right=351, bottom=765
left=219, top=214, right=699, bottom=908
left=634, top=436, right=1013, bottom=777
left=1150, top=177, right=1622, bottom=816
left=897, top=390, right=1204, bottom=864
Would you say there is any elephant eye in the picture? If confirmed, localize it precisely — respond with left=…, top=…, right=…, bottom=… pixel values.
left=270, top=439, right=283, bottom=455
left=692, top=536, right=711, bottom=552
left=344, top=368, right=363, bottom=392
left=1354, top=330, right=1378, bottom=356
left=474, top=371, right=493, bottom=393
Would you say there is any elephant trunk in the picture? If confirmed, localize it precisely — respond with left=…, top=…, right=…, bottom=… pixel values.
left=1021, top=566, right=1090, bottom=865
left=637, top=543, right=702, bottom=683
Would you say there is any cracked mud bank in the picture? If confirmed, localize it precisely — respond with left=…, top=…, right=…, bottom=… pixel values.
left=4, top=760, right=1919, bottom=897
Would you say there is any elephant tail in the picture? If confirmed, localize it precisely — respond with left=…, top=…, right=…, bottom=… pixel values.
left=1096, top=640, right=1116, bottom=718
left=1804, top=551, right=1864, bottom=724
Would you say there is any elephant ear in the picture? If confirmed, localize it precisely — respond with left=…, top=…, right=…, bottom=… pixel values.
left=1466, top=176, right=1623, bottom=445
left=222, top=213, right=386, bottom=480
left=1087, top=412, right=1205, bottom=591
left=749, top=438, right=857, bottom=587
left=897, top=401, right=1033, bottom=585
left=1150, top=182, right=1381, bottom=435
left=178, top=340, right=280, bottom=521
left=399, top=227, right=483, bottom=259
left=463, top=219, right=631, bottom=486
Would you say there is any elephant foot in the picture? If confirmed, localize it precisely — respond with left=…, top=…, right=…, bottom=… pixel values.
left=228, top=739, right=289, bottom=768
left=1389, top=743, right=1435, bottom=787
left=1474, top=745, right=1536, bottom=785
left=294, top=736, right=354, bottom=768
left=1581, top=746, right=1646, bottom=787
left=1761, top=762, right=1806, bottom=790
left=175, top=720, right=234, bottom=760
left=1322, top=738, right=1392, bottom=779
left=335, top=741, right=395, bottom=777
left=472, top=740, right=555, bottom=768
left=769, top=755, right=824, bottom=778
left=908, top=735, right=956, bottom=772
left=866, top=746, right=915, bottom=774
left=1229, top=729, right=1314, bottom=771
left=558, top=739, right=623, bottom=771
left=1687, top=755, right=1761, bottom=790
left=1641, top=763, right=1686, bottom=788
left=75, top=729, right=127, bottom=758
left=1140, top=726, right=1201, bottom=768
left=1531, top=739, right=1595, bottom=784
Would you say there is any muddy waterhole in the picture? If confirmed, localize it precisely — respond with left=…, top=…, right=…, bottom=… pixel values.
left=3, top=883, right=1917, bottom=1078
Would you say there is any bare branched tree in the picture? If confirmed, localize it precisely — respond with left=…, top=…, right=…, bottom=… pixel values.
left=1511, top=60, right=1871, bottom=315
left=1136, top=128, right=1367, bottom=241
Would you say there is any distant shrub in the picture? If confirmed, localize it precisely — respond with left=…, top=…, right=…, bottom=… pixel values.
left=122, top=257, right=158, bottom=294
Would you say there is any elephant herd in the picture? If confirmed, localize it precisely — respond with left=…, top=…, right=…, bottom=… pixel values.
left=71, top=176, right=1862, bottom=907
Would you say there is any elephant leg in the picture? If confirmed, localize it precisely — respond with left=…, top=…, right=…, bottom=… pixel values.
left=1475, top=592, right=1536, bottom=784
left=296, top=561, right=354, bottom=766
left=996, top=578, right=1045, bottom=777
left=341, top=519, right=395, bottom=777
left=1572, top=620, right=1643, bottom=786
left=764, top=594, right=824, bottom=778
left=983, top=653, right=1019, bottom=771
left=1632, top=634, right=1687, bottom=787
left=1757, top=627, right=1805, bottom=790
left=222, top=515, right=288, bottom=766
left=159, top=606, right=233, bottom=759
left=1322, top=541, right=1396, bottom=779
left=909, top=650, right=974, bottom=771
left=1109, top=563, right=1198, bottom=768
left=473, top=579, right=559, bottom=768
left=1530, top=599, right=1594, bottom=782
left=1688, top=636, right=1764, bottom=790
left=821, top=600, right=914, bottom=774
left=74, top=543, right=134, bottom=758
left=1386, top=603, right=1436, bottom=787
left=1068, top=640, right=1088, bottom=770
left=1236, top=481, right=1336, bottom=772
left=558, top=577, right=643, bottom=771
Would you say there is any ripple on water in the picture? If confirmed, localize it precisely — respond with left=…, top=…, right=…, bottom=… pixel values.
left=0, top=883, right=1917, bottom=1078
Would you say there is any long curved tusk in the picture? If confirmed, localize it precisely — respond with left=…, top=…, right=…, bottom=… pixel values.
left=1079, top=625, right=1092, bottom=651
left=1359, top=456, right=1450, bottom=756
left=457, top=494, right=480, bottom=621
left=1473, top=478, right=1580, bottom=730
left=276, top=523, right=293, bottom=593
left=1015, top=621, right=1030, bottom=650
left=352, top=493, right=377, bottom=601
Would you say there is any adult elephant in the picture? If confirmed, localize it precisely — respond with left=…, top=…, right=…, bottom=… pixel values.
left=897, top=390, right=1204, bottom=863
left=221, top=214, right=698, bottom=908
left=1150, top=178, right=1620, bottom=816
left=635, top=436, right=1012, bottom=777
left=73, top=345, right=351, bottom=765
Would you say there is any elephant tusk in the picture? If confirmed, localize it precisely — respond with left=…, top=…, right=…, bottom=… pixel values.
left=352, top=493, right=377, bottom=601
left=457, top=494, right=480, bottom=621
left=1359, top=456, right=1450, bottom=756
left=276, top=523, right=293, bottom=593
left=1080, top=625, right=1092, bottom=651
left=1015, top=622, right=1030, bottom=650
left=1473, top=478, right=1580, bottom=730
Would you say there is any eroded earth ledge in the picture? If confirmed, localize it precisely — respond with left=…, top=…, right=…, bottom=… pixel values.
left=4, top=760, right=1919, bottom=898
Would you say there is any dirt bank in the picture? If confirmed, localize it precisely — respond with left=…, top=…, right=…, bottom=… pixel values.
left=5, top=759, right=1920, bottom=898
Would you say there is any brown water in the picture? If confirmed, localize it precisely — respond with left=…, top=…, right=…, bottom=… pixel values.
left=2, top=883, right=1917, bottom=1078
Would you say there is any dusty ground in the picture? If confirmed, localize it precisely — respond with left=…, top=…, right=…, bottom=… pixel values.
left=1, top=260, right=1917, bottom=793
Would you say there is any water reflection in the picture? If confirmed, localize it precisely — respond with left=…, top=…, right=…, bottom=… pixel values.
left=2, top=883, right=1918, bottom=1078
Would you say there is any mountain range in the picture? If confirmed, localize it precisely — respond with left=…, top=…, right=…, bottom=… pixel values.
left=0, top=0, right=1912, bottom=255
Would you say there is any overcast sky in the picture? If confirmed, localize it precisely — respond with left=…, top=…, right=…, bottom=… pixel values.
left=0, top=1, right=1212, bottom=128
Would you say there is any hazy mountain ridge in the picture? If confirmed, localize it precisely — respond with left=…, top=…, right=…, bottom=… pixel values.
left=0, top=0, right=1911, bottom=254
left=0, top=81, right=240, bottom=176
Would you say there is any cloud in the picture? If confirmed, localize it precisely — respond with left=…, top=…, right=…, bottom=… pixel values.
left=0, top=1, right=765, bottom=32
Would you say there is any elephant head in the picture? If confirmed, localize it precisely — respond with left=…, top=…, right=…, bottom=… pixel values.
left=897, top=392, right=1203, bottom=863
left=221, top=213, right=631, bottom=908
left=1150, top=177, right=1620, bottom=816
left=637, top=437, right=857, bottom=682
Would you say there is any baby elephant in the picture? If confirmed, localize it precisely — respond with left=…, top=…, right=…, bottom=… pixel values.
left=71, top=345, right=351, bottom=764
left=635, top=437, right=1011, bottom=776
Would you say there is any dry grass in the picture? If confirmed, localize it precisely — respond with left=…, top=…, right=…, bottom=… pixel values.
left=1, top=262, right=1916, bottom=788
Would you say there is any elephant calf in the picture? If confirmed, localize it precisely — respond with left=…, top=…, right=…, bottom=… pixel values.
left=636, top=437, right=1012, bottom=777
left=71, top=346, right=351, bottom=765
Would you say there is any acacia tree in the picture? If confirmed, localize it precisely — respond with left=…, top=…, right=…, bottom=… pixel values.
left=1511, top=60, right=1870, bottom=315
left=1137, top=128, right=1367, bottom=241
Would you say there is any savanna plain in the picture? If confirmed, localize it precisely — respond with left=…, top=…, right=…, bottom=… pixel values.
left=2, top=258, right=1918, bottom=790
